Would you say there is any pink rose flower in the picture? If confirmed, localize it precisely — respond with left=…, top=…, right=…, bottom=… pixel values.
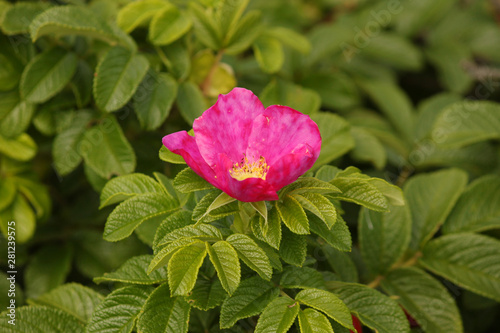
left=163, top=88, right=322, bottom=202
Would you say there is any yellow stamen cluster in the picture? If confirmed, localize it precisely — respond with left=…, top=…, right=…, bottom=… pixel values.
left=229, top=156, right=269, bottom=181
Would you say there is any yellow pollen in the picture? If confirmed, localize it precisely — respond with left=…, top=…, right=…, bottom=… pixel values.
left=229, top=156, right=269, bottom=181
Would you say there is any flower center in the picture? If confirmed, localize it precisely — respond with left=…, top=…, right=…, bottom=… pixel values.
left=229, top=156, right=269, bottom=181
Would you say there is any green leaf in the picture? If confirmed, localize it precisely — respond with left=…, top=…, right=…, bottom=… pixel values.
left=330, top=177, right=388, bottom=212
left=0, top=194, right=35, bottom=244
left=419, top=233, right=500, bottom=303
left=261, top=207, right=281, bottom=249
left=189, top=3, right=221, bottom=50
left=1, top=2, right=50, bottom=35
left=149, top=4, right=192, bottom=45
left=52, top=110, right=93, bottom=176
left=432, top=101, right=500, bottom=148
left=20, top=48, right=77, bottom=103
left=100, top=173, right=164, bottom=208
left=15, top=177, right=51, bottom=221
left=94, top=254, right=168, bottom=285
left=220, top=276, right=279, bottom=329
left=0, top=177, right=16, bottom=211
left=156, top=224, right=223, bottom=248
left=404, top=168, right=468, bottom=251
left=159, top=145, right=186, bottom=164
left=94, top=46, right=149, bottom=112
left=394, top=0, right=455, bottom=37
left=293, top=193, right=337, bottom=229
left=168, top=242, right=207, bottom=296
left=150, top=239, right=203, bottom=274
left=133, top=72, right=177, bottom=131
left=192, top=191, right=236, bottom=223
left=260, top=79, right=320, bottom=115
left=29, top=6, right=117, bottom=44
left=152, top=210, right=196, bottom=249
left=322, top=244, right=358, bottom=282
left=80, top=116, right=136, bottom=179
left=86, top=285, right=154, bottom=333
left=0, top=306, right=84, bottom=333
left=176, top=81, right=207, bottom=125
left=381, top=267, right=463, bottom=333
left=359, top=204, right=411, bottom=276
left=29, top=283, right=104, bottom=324
left=350, top=127, right=387, bottom=170
left=70, top=60, right=93, bottom=108
left=254, top=296, right=299, bottom=333
left=103, top=193, right=179, bottom=241
left=216, top=0, right=249, bottom=40
left=358, top=79, right=415, bottom=142
left=160, top=40, right=190, bottom=80
left=295, top=288, right=354, bottom=330
left=301, top=72, right=360, bottom=111
left=187, top=277, right=227, bottom=310
left=117, top=0, right=167, bottom=33
left=443, top=175, right=500, bottom=234
left=309, top=214, right=352, bottom=252
left=331, top=283, right=410, bottom=333
left=267, top=27, right=310, bottom=54
left=415, top=93, right=461, bottom=141
left=311, top=113, right=354, bottom=168
left=0, top=53, right=21, bottom=92
left=227, top=233, right=273, bottom=280
left=25, top=244, right=72, bottom=299
left=224, top=10, right=261, bottom=54
left=276, top=195, right=309, bottom=235
left=281, top=177, right=340, bottom=196
left=137, top=283, right=191, bottom=333
left=0, top=133, right=37, bottom=161
left=298, top=308, right=334, bottom=333
left=207, top=241, right=241, bottom=295
left=279, top=226, right=306, bottom=266
left=280, top=266, right=326, bottom=290
left=362, top=33, right=422, bottom=71
left=253, top=35, right=284, bottom=73
left=0, top=95, right=34, bottom=139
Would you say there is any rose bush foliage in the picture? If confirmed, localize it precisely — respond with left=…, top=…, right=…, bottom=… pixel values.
left=0, top=0, right=500, bottom=332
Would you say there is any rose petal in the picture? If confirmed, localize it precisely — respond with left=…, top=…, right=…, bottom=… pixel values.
left=246, top=105, right=321, bottom=165
left=266, top=143, right=317, bottom=190
left=162, top=131, right=220, bottom=188
left=193, top=88, right=265, bottom=167
left=214, top=153, right=279, bottom=202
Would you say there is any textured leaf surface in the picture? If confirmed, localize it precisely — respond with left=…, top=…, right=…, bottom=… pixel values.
left=0, top=97, right=34, bottom=139
left=189, top=3, right=221, bottom=50
left=103, top=193, right=178, bottom=241
left=30, top=6, right=117, bottom=43
left=0, top=306, right=84, bottom=333
left=1, top=2, right=50, bottom=34
left=220, top=276, right=279, bottom=329
left=86, top=285, right=154, bottom=333
left=253, top=35, right=284, bottom=73
left=117, top=0, right=167, bottom=33
left=29, top=283, right=103, bottom=323
left=168, top=243, right=207, bottom=296
left=254, top=296, right=299, bottom=333
left=432, top=101, right=500, bottom=147
left=298, top=308, right=334, bottom=333
left=227, top=233, right=272, bottom=280
left=381, top=267, right=463, bottom=333
left=137, top=283, right=191, bottom=333
left=156, top=223, right=222, bottom=248
left=94, top=255, right=168, bottom=285
left=276, top=195, right=309, bottom=234
left=207, top=241, right=241, bottom=295
left=310, top=214, right=352, bottom=252
left=133, top=72, right=177, bottom=130
left=20, top=48, right=77, bottom=103
left=0, top=133, right=37, bottom=162
left=331, top=283, right=409, bottom=333
left=293, top=192, right=337, bottom=229
left=279, top=226, right=307, bottom=266
left=442, top=175, right=500, bottom=234
left=404, top=168, right=467, bottom=251
left=173, top=167, right=213, bottom=193
left=187, top=278, right=227, bottom=311
left=100, top=173, right=163, bottom=208
left=280, top=266, right=326, bottom=290
left=330, top=177, right=388, bottom=212
left=295, top=288, right=354, bottom=330
left=94, top=47, right=149, bottom=112
left=359, top=204, right=411, bottom=276
left=420, top=233, right=500, bottom=302
left=80, top=116, right=136, bottom=179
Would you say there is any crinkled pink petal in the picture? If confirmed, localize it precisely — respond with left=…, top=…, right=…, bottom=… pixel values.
left=214, top=153, right=279, bottom=202
left=162, top=131, right=220, bottom=188
left=193, top=88, right=265, bottom=168
left=246, top=105, right=321, bottom=166
left=266, top=143, right=317, bottom=190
